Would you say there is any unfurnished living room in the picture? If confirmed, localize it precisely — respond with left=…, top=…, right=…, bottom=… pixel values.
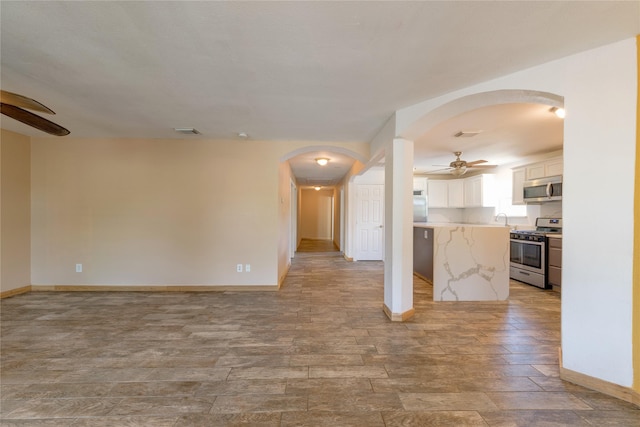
left=1, top=1, right=639, bottom=425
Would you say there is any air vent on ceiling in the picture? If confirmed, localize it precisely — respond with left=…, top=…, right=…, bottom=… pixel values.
left=454, top=130, right=481, bottom=138
left=174, top=128, right=201, bottom=135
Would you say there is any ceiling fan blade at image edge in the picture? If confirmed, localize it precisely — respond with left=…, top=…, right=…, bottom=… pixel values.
left=466, top=160, right=488, bottom=166
left=1, top=103, right=70, bottom=136
left=0, top=90, right=55, bottom=114
left=425, top=167, right=453, bottom=173
left=469, top=164, right=497, bottom=169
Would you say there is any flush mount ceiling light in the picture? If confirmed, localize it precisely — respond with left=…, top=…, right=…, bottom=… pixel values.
left=549, top=107, right=565, bottom=118
left=314, top=186, right=322, bottom=191
left=173, top=128, right=200, bottom=135
left=237, top=132, right=249, bottom=139
left=315, top=158, right=330, bottom=166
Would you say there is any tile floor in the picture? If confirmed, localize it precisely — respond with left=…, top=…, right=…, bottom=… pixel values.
left=1, top=241, right=638, bottom=426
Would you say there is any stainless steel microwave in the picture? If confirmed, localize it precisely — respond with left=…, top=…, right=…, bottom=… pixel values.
left=523, top=175, right=562, bottom=203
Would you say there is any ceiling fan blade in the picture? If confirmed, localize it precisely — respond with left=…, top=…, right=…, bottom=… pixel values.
left=466, top=160, right=487, bottom=166
left=469, top=164, right=497, bottom=169
left=1, top=103, right=70, bottom=136
left=427, top=167, right=453, bottom=173
left=0, top=90, right=55, bottom=114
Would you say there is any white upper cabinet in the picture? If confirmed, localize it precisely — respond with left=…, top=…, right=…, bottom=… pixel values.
left=544, top=158, right=563, bottom=177
left=413, top=177, right=427, bottom=193
left=514, top=156, right=562, bottom=205
left=525, top=156, right=563, bottom=180
left=428, top=175, right=495, bottom=208
left=463, top=174, right=496, bottom=207
left=448, top=179, right=465, bottom=208
left=512, top=167, right=526, bottom=205
left=427, top=180, right=449, bottom=208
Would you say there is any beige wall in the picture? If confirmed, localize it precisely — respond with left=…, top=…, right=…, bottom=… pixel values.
left=300, top=189, right=333, bottom=239
left=30, top=137, right=284, bottom=286
left=277, top=161, right=294, bottom=285
left=333, top=186, right=341, bottom=250
left=1, top=130, right=31, bottom=292
left=29, top=137, right=369, bottom=287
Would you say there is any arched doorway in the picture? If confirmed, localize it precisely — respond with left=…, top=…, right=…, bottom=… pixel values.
left=280, top=146, right=368, bottom=258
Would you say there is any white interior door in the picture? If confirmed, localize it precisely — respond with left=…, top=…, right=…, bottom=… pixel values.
left=355, top=184, right=384, bottom=260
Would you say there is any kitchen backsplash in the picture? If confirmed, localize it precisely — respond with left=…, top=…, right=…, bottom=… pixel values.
left=428, top=201, right=562, bottom=226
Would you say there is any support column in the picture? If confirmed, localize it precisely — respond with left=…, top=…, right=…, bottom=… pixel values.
left=383, top=138, right=415, bottom=321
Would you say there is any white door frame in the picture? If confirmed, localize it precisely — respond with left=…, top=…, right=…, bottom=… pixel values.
left=289, top=180, right=297, bottom=258
left=354, top=184, right=385, bottom=261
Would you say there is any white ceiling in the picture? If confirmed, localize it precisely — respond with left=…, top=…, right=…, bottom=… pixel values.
left=1, top=1, right=638, bottom=184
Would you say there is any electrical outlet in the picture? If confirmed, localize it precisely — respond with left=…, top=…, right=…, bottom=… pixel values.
left=236, top=264, right=243, bottom=273
left=75, top=264, right=82, bottom=273
left=245, top=264, right=251, bottom=272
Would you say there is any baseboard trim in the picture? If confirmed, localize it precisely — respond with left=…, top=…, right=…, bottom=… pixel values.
left=343, top=254, right=353, bottom=262
left=0, top=285, right=32, bottom=299
left=278, top=263, right=291, bottom=289
left=31, top=284, right=280, bottom=292
left=383, top=304, right=415, bottom=322
left=413, top=272, right=432, bottom=284
left=559, top=347, right=640, bottom=407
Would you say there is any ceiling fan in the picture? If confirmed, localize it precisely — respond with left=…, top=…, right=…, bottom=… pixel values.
left=0, top=90, right=70, bottom=136
left=433, top=151, right=497, bottom=176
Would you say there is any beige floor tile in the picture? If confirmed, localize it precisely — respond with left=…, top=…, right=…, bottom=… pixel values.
left=399, top=392, right=499, bottom=411
left=281, top=410, right=385, bottom=426
left=383, top=410, right=489, bottom=426
left=307, top=391, right=403, bottom=412
left=308, top=365, right=388, bottom=379
left=485, top=391, right=593, bottom=410
left=479, top=409, right=589, bottom=426
left=108, top=396, right=214, bottom=416
left=210, top=395, right=307, bottom=414
left=1, top=242, right=637, bottom=423
left=227, top=366, right=308, bottom=380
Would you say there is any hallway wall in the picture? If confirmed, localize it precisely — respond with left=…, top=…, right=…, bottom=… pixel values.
left=0, top=130, right=31, bottom=293
left=299, top=189, right=333, bottom=240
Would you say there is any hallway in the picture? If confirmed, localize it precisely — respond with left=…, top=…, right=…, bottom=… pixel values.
left=1, top=253, right=638, bottom=425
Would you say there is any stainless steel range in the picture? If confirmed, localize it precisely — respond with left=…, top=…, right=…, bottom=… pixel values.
left=510, top=218, right=562, bottom=289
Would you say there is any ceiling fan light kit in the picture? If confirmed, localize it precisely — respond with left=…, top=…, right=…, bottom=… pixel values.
left=450, top=167, right=467, bottom=176
left=430, top=151, right=498, bottom=175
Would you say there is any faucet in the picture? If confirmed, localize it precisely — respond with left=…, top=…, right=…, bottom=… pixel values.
left=495, top=212, right=508, bottom=227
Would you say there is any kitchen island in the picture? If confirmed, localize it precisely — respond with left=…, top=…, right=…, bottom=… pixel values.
left=414, top=223, right=510, bottom=301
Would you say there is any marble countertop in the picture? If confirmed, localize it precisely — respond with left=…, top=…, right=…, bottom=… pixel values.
left=413, top=222, right=509, bottom=229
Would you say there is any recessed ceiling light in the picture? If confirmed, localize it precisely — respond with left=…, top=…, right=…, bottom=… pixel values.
left=174, top=128, right=200, bottom=135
